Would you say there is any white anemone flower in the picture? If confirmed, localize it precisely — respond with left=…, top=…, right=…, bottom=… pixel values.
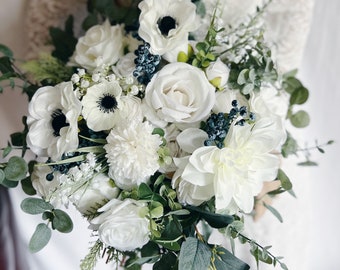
left=27, top=82, right=81, bottom=161
left=81, top=80, right=123, bottom=131
left=104, top=120, right=162, bottom=190
left=173, top=118, right=284, bottom=214
left=138, top=0, right=198, bottom=55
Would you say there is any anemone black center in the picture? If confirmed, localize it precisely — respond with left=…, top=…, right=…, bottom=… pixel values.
left=157, top=16, right=177, bottom=36
left=51, top=109, right=69, bottom=137
left=98, top=94, right=118, bottom=113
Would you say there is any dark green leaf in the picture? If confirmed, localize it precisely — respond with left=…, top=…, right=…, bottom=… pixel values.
left=138, top=183, right=154, bottom=199
left=178, top=237, right=211, bottom=270
left=21, top=176, right=37, bottom=196
left=153, top=252, right=178, bottom=270
left=50, top=16, right=77, bottom=63
left=20, top=198, right=53, bottom=215
left=52, top=209, right=73, bottom=233
left=152, top=128, right=165, bottom=137
left=4, top=156, right=28, bottom=181
left=316, top=146, right=325, bottom=154
left=185, top=205, right=234, bottom=229
left=10, top=132, right=26, bottom=147
left=0, top=44, right=14, bottom=58
left=82, top=13, right=98, bottom=31
left=0, top=56, right=14, bottom=73
left=29, top=223, right=52, bottom=253
left=213, top=246, right=250, bottom=270
left=141, top=241, right=160, bottom=258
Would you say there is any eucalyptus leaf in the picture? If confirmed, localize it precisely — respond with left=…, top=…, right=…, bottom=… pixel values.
left=2, top=145, right=12, bottom=158
left=0, top=169, right=5, bottom=183
left=277, top=169, right=292, bottom=191
left=178, top=237, right=212, bottom=270
left=290, top=86, right=309, bottom=105
left=4, top=156, right=28, bottom=181
left=29, top=223, right=52, bottom=253
left=21, top=176, right=37, bottom=196
left=290, top=110, right=310, bottom=128
left=263, top=203, right=283, bottom=223
left=20, top=198, right=53, bottom=215
left=52, top=209, right=73, bottom=233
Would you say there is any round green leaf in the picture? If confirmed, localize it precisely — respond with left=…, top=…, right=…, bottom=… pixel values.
left=4, top=156, right=28, bottom=181
left=290, top=86, right=309, bottom=105
left=29, top=223, right=52, bottom=253
left=290, top=110, right=310, bottom=128
left=52, top=209, right=73, bottom=233
left=21, top=198, right=53, bottom=215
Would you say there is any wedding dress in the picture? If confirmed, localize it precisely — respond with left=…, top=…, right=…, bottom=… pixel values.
left=2, top=0, right=339, bottom=269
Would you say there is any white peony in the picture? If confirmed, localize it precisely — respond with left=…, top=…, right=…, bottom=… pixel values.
left=90, top=198, right=150, bottom=251
left=205, top=58, right=230, bottom=89
left=138, top=0, right=198, bottom=55
left=71, top=173, right=120, bottom=215
left=81, top=80, right=123, bottom=132
left=143, top=62, right=215, bottom=128
left=27, top=82, right=82, bottom=161
left=71, top=20, right=124, bottom=71
left=173, top=118, right=284, bottom=214
left=104, top=120, right=162, bottom=190
left=115, top=52, right=136, bottom=77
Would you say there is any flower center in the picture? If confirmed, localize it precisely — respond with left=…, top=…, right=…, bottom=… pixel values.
left=157, top=16, right=177, bottom=36
left=51, top=109, right=69, bottom=137
left=98, top=94, right=118, bottom=113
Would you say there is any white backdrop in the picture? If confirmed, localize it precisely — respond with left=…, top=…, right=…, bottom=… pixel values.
left=0, top=0, right=339, bottom=269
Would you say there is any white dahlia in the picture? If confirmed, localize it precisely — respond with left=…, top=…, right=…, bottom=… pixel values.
left=104, top=120, right=162, bottom=190
left=173, top=118, right=284, bottom=214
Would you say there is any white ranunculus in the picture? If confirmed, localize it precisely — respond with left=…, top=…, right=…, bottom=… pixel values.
left=205, top=58, right=230, bottom=89
left=138, top=0, right=198, bottom=55
left=115, top=52, right=136, bottom=77
left=213, top=89, right=248, bottom=114
left=31, top=165, right=61, bottom=206
left=250, top=84, right=290, bottom=120
left=173, top=118, right=284, bottom=214
left=81, top=80, right=123, bottom=132
left=104, top=120, right=162, bottom=190
left=143, top=62, right=215, bottom=128
left=90, top=198, right=150, bottom=251
left=71, top=20, right=124, bottom=71
left=27, top=82, right=82, bottom=161
left=249, top=84, right=289, bottom=145
left=71, top=173, right=120, bottom=214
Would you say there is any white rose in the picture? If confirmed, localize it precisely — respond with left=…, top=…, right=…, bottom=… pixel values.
left=205, top=58, right=230, bottom=89
left=138, top=0, right=198, bottom=55
left=143, top=62, right=215, bottom=127
left=71, top=173, right=120, bottom=214
left=90, top=199, right=150, bottom=251
left=72, top=20, right=124, bottom=71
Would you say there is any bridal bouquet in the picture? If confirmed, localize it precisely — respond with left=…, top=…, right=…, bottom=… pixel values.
left=0, top=0, right=332, bottom=269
